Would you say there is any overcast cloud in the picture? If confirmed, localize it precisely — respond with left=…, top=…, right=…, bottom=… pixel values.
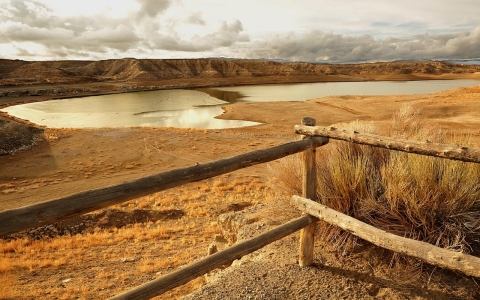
left=0, top=0, right=479, bottom=62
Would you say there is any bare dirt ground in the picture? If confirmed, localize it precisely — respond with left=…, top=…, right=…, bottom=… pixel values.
left=184, top=200, right=480, bottom=300
left=1, top=76, right=480, bottom=298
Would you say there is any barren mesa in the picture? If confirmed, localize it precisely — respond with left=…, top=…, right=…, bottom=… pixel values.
left=1, top=59, right=480, bottom=299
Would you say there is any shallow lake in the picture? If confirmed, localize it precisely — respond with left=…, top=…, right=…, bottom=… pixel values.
left=2, top=80, right=479, bottom=129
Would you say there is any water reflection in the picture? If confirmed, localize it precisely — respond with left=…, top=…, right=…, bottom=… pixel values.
left=207, top=79, right=480, bottom=102
left=196, top=88, right=247, bottom=104
left=137, top=106, right=258, bottom=128
left=2, top=89, right=259, bottom=129
left=2, top=79, right=479, bottom=129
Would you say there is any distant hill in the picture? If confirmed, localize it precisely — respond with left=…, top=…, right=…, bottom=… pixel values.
left=1, top=58, right=480, bottom=87
left=443, top=59, right=480, bottom=65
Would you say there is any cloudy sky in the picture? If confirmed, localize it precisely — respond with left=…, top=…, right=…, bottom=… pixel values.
left=1, top=0, right=479, bottom=63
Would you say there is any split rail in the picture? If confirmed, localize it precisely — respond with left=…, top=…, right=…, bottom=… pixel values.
left=1, top=117, right=480, bottom=300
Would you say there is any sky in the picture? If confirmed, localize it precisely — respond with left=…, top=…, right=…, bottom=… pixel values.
left=0, top=0, right=479, bottom=63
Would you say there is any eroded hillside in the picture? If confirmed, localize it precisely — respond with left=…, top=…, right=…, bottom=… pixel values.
left=1, top=58, right=480, bottom=87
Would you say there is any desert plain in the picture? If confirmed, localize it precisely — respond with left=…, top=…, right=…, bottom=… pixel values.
left=1, top=59, right=480, bottom=299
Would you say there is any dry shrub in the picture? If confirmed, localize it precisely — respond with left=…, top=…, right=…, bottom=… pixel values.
left=268, top=152, right=303, bottom=196
left=271, top=105, right=480, bottom=255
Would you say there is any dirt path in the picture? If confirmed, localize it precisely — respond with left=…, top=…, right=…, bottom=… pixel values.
left=184, top=200, right=479, bottom=300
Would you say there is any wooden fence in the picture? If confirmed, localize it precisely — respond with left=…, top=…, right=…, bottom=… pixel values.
left=0, top=136, right=328, bottom=236
left=2, top=117, right=480, bottom=299
left=293, top=120, right=480, bottom=275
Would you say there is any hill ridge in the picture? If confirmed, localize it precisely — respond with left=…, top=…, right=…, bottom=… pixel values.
left=1, top=58, right=480, bottom=86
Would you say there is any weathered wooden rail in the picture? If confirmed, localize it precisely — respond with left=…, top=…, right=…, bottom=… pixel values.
left=295, top=124, right=480, bottom=163
left=291, top=196, right=480, bottom=278
left=3, top=117, right=480, bottom=299
left=111, top=215, right=317, bottom=300
left=0, top=137, right=328, bottom=236
left=294, top=123, right=480, bottom=277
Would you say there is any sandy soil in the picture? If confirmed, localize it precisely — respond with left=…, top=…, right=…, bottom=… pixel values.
left=1, top=79, right=480, bottom=299
left=4, top=84, right=480, bottom=210
left=184, top=200, right=479, bottom=300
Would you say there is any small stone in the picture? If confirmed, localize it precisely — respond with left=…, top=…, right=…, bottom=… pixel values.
left=232, top=260, right=243, bottom=267
left=121, top=257, right=136, bottom=262
left=62, top=278, right=72, bottom=283
left=207, top=244, right=218, bottom=256
left=214, top=234, right=228, bottom=244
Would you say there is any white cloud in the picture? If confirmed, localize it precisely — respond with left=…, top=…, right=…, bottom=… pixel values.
left=0, top=0, right=479, bottom=62
left=0, top=21, right=73, bottom=42
left=77, top=25, right=139, bottom=49
left=150, top=20, right=248, bottom=52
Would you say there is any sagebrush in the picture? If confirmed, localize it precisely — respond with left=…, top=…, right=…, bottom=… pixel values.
left=271, top=105, right=480, bottom=254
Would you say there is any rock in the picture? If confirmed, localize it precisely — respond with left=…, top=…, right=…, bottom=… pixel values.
left=214, top=234, right=228, bottom=244
left=96, top=216, right=109, bottom=227
left=217, top=211, right=257, bottom=244
left=207, top=244, right=218, bottom=256
left=121, top=257, right=136, bottom=262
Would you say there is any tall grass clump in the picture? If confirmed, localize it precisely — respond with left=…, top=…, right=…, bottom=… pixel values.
left=272, top=105, right=480, bottom=255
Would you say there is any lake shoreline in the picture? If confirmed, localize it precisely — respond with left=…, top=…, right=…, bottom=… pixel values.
left=3, top=82, right=480, bottom=208
left=2, top=71, right=480, bottom=109
left=3, top=79, right=480, bottom=129
left=1, top=71, right=479, bottom=130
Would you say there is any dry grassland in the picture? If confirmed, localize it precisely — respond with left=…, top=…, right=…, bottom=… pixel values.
left=0, top=174, right=280, bottom=299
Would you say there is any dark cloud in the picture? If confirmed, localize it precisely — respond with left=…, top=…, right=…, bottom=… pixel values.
left=13, top=46, right=37, bottom=57
left=186, top=12, right=205, bottom=26
left=77, top=25, right=141, bottom=51
left=199, top=20, right=248, bottom=48
left=136, top=0, right=171, bottom=19
left=0, top=22, right=72, bottom=43
left=0, top=0, right=142, bottom=58
left=245, top=27, right=480, bottom=62
left=4, top=0, right=53, bottom=28
left=152, top=20, right=249, bottom=52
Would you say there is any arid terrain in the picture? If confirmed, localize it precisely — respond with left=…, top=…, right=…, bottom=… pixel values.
left=2, top=58, right=480, bottom=108
left=1, top=59, right=480, bottom=299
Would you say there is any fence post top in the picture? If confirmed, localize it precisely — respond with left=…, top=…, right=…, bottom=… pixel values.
left=301, top=117, right=316, bottom=126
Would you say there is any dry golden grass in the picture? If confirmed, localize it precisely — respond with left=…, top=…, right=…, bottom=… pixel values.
left=0, top=174, right=278, bottom=299
left=272, top=105, right=480, bottom=255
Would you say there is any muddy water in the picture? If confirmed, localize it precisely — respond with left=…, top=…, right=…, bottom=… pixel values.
left=201, top=79, right=480, bottom=103
left=2, top=80, right=479, bottom=129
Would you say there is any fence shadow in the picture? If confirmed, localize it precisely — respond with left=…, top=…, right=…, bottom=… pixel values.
left=314, top=263, right=473, bottom=300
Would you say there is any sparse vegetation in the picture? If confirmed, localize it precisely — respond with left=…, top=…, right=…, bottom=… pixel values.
left=0, top=174, right=277, bottom=299
left=0, top=115, right=43, bottom=155
left=272, top=105, right=480, bottom=256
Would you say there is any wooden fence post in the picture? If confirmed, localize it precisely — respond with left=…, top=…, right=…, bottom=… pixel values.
left=299, top=117, right=317, bottom=267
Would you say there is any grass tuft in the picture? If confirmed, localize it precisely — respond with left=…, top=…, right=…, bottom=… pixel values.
left=272, top=105, right=480, bottom=255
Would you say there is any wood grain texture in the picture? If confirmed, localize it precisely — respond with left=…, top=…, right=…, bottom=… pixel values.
left=110, top=215, right=316, bottom=300
left=299, top=117, right=319, bottom=267
left=291, top=195, right=480, bottom=278
left=295, top=125, right=480, bottom=164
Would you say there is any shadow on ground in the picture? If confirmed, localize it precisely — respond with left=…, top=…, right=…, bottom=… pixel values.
left=3, top=208, right=185, bottom=240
